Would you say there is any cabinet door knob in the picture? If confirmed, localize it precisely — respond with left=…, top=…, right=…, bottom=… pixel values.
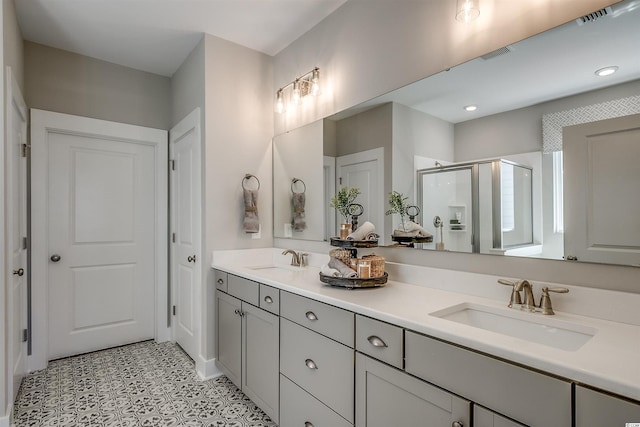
left=305, top=311, right=318, bottom=321
left=187, top=255, right=196, bottom=263
left=217, top=278, right=224, bottom=284
left=304, top=422, right=314, bottom=427
left=367, top=335, right=388, bottom=348
left=264, top=296, right=273, bottom=304
left=452, top=422, right=464, bottom=427
left=305, top=358, right=318, bottom=370
left=13, top=268, right=25, bottom=277
left=50, top=254, right=61, bottom=262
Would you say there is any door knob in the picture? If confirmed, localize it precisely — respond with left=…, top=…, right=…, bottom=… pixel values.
left=50, top=254, right=61, bottom=262
left=187, top=255, right=196, bottom=263
left=13, top=268, right=24, bottom=276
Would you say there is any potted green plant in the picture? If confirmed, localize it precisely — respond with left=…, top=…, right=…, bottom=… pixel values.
left=330, top=186, right=360, bottom=237
left=385, top=190, right=409, bottom=231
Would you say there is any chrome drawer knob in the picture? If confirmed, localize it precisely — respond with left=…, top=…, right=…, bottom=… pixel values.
left=217, top=278, right=224, bottom=284
left=305, top=422, right=314, bottom=427
left=452, top=421, right=464, bottom=427
left=367, top=335, right=388, bottom=348
left=305, top=359, right=318, bottom=370
left=264, top=296, right=273, bottom=304
left=305, top=311, right=318, bottom=321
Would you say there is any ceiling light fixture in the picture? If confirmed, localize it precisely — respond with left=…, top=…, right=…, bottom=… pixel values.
left=456, top=0, right=480, bottom=23
left=595, top=66, right=619, bottom=77
left=275, top=67, right=320, bottom=113
left=464, top=105, right=478, bottom=112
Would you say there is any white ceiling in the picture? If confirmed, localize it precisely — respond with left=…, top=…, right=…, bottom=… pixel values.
left=15, top=0, right=347, bottom=77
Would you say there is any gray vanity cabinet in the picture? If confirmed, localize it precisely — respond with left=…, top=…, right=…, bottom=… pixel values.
left=355, top=352, right=470, bottom=427
left=474, top=406, right=526, bottom=427
left=575, top=385, right=640, bottom=427
left=215, top=271, right=280, bottom=424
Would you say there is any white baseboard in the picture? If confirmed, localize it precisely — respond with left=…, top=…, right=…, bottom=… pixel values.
left=196, top=356, right=223, bottom=380
left=0, top=404, right=12, bottom=427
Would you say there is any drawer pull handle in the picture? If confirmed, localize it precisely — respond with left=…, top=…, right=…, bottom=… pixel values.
left=217, top=278, right=224, bottom=284
left=264, top=296, right=273, bottom=304
left=305, top=311, right=318, bottom=321
left=367, top=335, right=388, bottom=348
left=305, top=359, right=318, bottom=370
left=305, top=422, right=314, bottom=427
left=452, top=422, right=464, bottom=427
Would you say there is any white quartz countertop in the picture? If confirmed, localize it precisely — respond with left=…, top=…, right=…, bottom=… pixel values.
left=212, top=258, right=640, bottom=402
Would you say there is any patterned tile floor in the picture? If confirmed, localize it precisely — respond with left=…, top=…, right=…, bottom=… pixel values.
left=12, top=341, right=278, bottom=427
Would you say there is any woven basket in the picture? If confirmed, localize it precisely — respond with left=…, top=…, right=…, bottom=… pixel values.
left=362, top=254, right=385, bottom=278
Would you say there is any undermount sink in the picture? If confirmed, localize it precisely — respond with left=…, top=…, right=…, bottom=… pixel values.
left=430, top=303, right=596, bottom=351
left=248, top=265, right=303, bottom=273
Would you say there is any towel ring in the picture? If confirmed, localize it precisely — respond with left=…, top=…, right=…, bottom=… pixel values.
left=242, top=174, right=260, bottom=191
left=291, top=178, right=306, bottom=193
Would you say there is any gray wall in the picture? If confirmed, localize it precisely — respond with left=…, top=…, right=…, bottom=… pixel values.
left=24, top=41, right=171, bottom=129
left=4, top=0, right=23, bottom=90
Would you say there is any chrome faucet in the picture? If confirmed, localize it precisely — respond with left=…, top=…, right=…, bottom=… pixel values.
left=282, top=249, right=301, bottom=267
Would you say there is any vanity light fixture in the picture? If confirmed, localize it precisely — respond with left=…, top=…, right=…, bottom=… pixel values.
left=275, top=67, right=320, bottom=113
left=464, top=105, right=478, bottom=112
left=595, top=66, right=618, bottom=77
left=456, top=0, right=480, bottom=23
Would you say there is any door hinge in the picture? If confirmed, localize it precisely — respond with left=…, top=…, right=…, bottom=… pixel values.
left=339, top=177, right=343, bottom=185
left=22, top=329, right=28, bottom=343
left=172, top=305, right=176, bottom=316
left=170, top=159, right=175, bottom=171
left=23, top=237, right=28, bottom=250
left=22, top=143, right=31, bottom=158
left=172, top=233, right=176, bottom=243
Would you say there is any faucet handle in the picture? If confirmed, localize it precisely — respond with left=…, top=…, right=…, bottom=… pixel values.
left=539, top=287, right=569, bottom=315
left=299, top=253, right=309, bottom=267
left=497, top=279, right=522, bottom=308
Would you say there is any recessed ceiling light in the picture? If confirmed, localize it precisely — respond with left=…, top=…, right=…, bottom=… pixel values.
left=595, top=66, right=619, bottom=77
left=464, top=105, right=477, bottom=112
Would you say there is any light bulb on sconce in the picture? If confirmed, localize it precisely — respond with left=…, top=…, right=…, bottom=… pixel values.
left=311, top=68, right=320, bottom=96
left=275, top=89, right=285, bottom=114
left=456, top=0, right=480, bottom=23
left=275, top=67, right=321, bottom=113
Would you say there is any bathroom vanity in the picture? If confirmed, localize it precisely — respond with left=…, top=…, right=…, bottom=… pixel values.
left=213, top=249, right=640, bottom=427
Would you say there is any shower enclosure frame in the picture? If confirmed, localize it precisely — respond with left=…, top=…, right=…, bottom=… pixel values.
left=417, top=158, right=534, bottom=253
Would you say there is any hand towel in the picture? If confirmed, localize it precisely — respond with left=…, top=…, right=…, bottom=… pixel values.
left=320, top=264, right=340, bottom=277
left=347, top=221, right=376, bottom=241
left=328, top=257, right=359, bottom=278
left=243, top=189, right=260, bottom=233
left=292, top=192, right=307, bottom=231
left=397, top=220, right=432, bottom=237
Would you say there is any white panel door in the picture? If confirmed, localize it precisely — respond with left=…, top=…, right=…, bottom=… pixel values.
left=563, top=113, right=640, bottom=266
left=6, top=68, right=28, bottom=401
left=337, top=148, right=384, bottom=242
left=31, top=110, right=168, bottom=364
left=170, top=109, right=201, bottom=361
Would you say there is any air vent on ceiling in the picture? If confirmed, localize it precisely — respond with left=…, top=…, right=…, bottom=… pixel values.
left=576, top=6, right=613, bottom=25
left=480, top=46, right=513, bottom=61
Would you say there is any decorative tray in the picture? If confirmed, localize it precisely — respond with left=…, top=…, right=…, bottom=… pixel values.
left=330, top=237, right=379, bottom=248
left=319, top=272, right=388, bottom=289
left=391, top=235, right=433, bottom=244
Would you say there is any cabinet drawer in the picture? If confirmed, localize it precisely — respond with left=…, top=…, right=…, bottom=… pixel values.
left=575, top=385, right=640, bottom=427
left=405, top=331, right=571, bottom=427
left=259, top=283, right=280, bottom=315
left=214, top=269, right=228, bottom=292
left=227, top=274, right=259, bottom=306
left=280, top=374, right=352, bottom=427
left=281, top=291, right=354, bottom=346
left=280, top=318, right=354, bottom=423
left=355, top=315, right=403, bottom=369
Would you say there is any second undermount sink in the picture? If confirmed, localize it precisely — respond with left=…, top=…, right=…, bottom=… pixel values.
left=430, top=303, right=596, bottom=351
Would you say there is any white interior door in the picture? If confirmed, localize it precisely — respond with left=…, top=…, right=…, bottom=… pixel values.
left=336, top=148, right=384, bottom=242
left=6, top=67, right=28, bottom=402
left=31, top=110, right=168, bottom=365
left=563, top=113, right=640, bottom=266
left=170, top=109, right=201, bottom=362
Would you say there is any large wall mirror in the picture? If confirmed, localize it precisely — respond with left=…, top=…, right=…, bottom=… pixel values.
left=274, top=0, right=640, bottom=267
